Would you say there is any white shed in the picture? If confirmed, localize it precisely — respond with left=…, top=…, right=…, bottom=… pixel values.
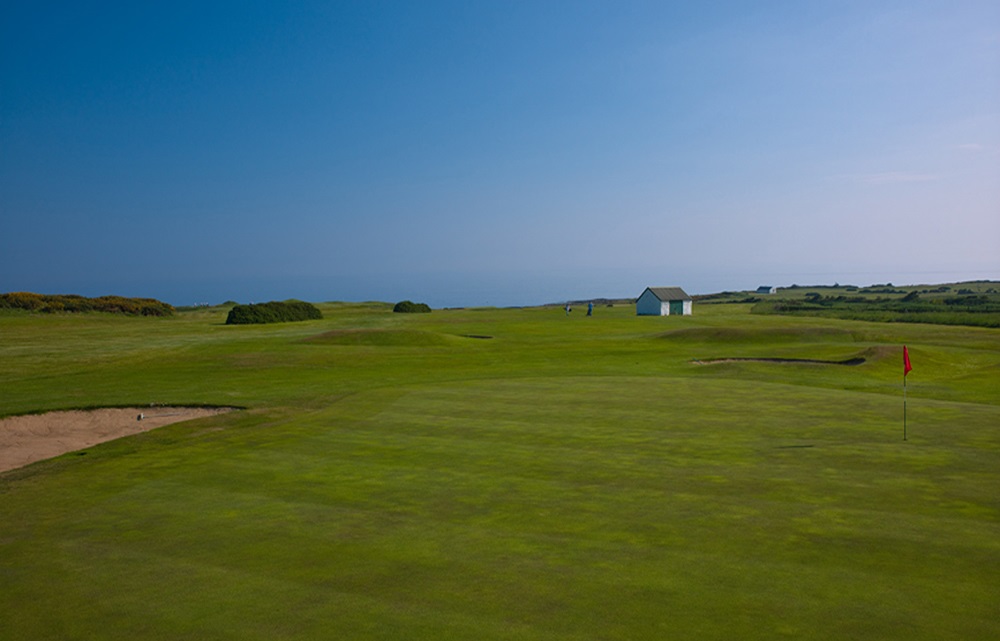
left=636, top=287, right=693, bottom=316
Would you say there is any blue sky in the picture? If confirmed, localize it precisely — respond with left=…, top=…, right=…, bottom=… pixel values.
left=2, top=1, right=998, bottom=307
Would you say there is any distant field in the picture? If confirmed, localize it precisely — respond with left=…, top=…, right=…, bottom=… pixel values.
left=699, top=280, right=1000, bottom=327
left=1, top=298, right=998, bottom=640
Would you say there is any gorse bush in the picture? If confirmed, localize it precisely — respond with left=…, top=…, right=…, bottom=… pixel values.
left=0, top=292, right=174, bottom=316
left=751, top=287, right=1000, bottom=328
left=225, top=301, right=322, bottom=325
left=393, top=300, right=432, bottom=313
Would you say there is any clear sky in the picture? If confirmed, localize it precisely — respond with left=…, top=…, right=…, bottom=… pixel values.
left=2, top=1, right=998, bottom=307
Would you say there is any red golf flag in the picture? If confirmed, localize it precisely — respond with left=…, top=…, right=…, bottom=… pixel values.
left=903, top=346, right=912, bottom=376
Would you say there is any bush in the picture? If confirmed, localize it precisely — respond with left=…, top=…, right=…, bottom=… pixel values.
left=0, top=292, right=174, bottom=316
left=393, top=300, right=432, bottom=313
left=225, top=301, right=322, bottom=325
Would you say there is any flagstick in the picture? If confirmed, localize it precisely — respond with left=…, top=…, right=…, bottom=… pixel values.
left=903, top=373, right=907, bottom=441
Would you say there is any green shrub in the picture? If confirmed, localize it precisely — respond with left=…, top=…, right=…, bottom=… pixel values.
left=0, top=292, right=174, bottom=316
left=225, top=300, right=322, bottom=325
left=393, top=300, right=432, bottom=313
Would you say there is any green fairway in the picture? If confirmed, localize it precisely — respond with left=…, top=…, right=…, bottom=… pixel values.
left=2, top=302, right=998, bottom=640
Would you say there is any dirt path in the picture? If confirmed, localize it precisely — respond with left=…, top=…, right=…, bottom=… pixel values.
left=0, top=407, right=235, bottom=473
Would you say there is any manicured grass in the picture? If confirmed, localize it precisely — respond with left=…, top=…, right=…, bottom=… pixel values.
left=1, top=302, right=998, bottom=640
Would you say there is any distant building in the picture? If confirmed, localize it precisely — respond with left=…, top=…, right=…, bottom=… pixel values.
left=636, top=287, right=693, bottom=316
left=756, top=286, right=777, bottom=294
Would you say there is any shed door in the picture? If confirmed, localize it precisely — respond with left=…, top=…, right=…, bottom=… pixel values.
left=669, top=300, right=684, bottom=315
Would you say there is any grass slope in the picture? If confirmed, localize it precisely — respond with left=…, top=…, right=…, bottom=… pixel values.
left=1, top=302, right=998, bottom=640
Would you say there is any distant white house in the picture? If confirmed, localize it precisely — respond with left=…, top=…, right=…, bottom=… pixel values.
left=636, top=287, right=692, bottom=316
left=756, top=286, right=777, bottom=294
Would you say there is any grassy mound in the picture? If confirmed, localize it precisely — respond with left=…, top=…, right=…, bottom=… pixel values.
left=658, top=326, right=856, bottom=343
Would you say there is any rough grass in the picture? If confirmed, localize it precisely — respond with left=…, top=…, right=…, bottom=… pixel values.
left=745, top=281, right=1000, bottom=328
left=1, top=302, right=998, bottom=640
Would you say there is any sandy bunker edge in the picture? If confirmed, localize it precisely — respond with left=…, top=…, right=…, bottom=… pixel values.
left=0, top=406, right=239, bottom=473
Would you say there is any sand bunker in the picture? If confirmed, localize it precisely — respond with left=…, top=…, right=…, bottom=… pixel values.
left=0, top=406, right=235, bottom=473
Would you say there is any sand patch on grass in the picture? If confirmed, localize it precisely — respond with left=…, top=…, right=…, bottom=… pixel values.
left=0, top=406, right=236, bottom=472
